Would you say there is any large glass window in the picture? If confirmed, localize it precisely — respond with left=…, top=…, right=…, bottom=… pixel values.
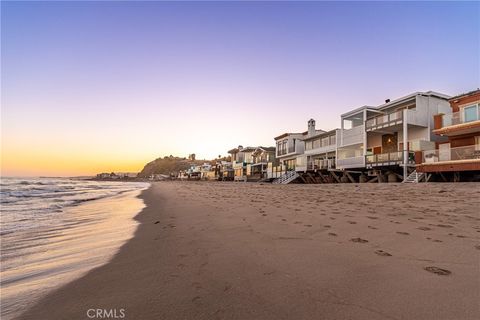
left=463, top=104, right=479, bottom=122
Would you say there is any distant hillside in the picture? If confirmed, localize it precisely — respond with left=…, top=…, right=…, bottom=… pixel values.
left=137, top=156, right=207, bottom=178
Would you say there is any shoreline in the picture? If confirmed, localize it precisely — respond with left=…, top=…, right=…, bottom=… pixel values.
left=17, top=182, right=480, bottom=320
left=2, top=183, right=147, bottom=320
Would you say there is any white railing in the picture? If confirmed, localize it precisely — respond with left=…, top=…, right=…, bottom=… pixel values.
left=365, top=110, right=403, bottom=129
left=440, top=108, right=480, bottom=128
left=272, top=171, right=300, bottom=184
left=297, top=158, right=335, bottom=171
left=304, top=143, right=336, bottom=155
left=366, top=151, right=415, bottom=165
left=337, top=156, right=364, bottom=169
left=422, top=144, right=480, bottom=163
left=341, top=125, right=364, bottom=146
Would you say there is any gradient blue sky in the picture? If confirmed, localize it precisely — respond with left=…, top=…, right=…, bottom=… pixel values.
left=2, top=1, right=479, bottom=176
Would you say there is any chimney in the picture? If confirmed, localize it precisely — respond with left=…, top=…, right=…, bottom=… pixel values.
left=385, top=99, right=391, bottom=103
left=308, top=119, right=316, bottom=137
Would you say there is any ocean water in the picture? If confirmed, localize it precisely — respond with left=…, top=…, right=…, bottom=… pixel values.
left=0, top=177, right=149, bottom=320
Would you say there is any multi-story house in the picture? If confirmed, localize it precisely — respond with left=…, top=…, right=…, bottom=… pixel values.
left=416, top=89, right=480, bottom=181
left=228, top=145, right=275, bottom=181
left=274, top=119, right=325, bottom=171
left=336, top=91, right=451, bottom=180
left=247, top=147, right=276, bottom=181
left=299, top=128, right=340, bottom=172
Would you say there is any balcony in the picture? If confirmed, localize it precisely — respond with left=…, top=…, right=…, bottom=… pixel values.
left=337, top=156, right=364, bottom=169
left=365, top=111, right=403, bottom=131
left=366, top=151, right=415, bottom=167
left=437, top=108, right=480, bottom=129
left=295, top=158, right=335, bottom=172
left=341, top=125, right=364, bottom=146
left=422, top=145, right=480, bottom=163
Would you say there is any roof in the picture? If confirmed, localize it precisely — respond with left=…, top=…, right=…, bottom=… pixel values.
left=376, top=91, right=450, bottom=111
left=274, top=132, right=304, bottom=140
left=255, top=146, right=276, bottom=152
left=303, top=128, right=339, bottom=141
left=448, top=89, right=480, bottom=102
left=341, top=91, right=451, bottom=118
left=341, top=105, right=377, bottom=118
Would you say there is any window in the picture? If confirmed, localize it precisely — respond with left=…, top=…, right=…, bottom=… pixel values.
left=475, top=136, right=480, bottom=151
left=321, top=137, right=329, bottom=147
left=330, top=135, right=336, bottom=146
left=313, top=138, right=321, bottom=149
left=305, top=141, right=313, bottom=150
left=463, top=104, right=479, bottom=122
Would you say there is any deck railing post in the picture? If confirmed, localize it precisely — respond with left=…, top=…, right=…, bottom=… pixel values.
left=403, top=109, right=408, bottom=181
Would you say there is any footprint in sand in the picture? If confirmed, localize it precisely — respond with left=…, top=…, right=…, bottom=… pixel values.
left=456, top=235, right=467, bottom=238
left=350, top=237, right=368, bottom=243
left=374, top=250, right=392, bottom=257
left=281, top=218, right=287, bottom=222
left=304, top=224, right=312, bottom=227
left=417, top=227, right=431, bottom=231
left=396, top=231, right=409, bottom=235
left=474, top=245, right=480, bottom=250
left=192, top=282, right=203, bottom=289
left=347, top=221, right=357, bottom=224
left=437, top=224, right=453, bottom=228
left=433, top=239, right=443, bottom=243
left=154, top=221, right=160, bottom=224
left=366, top=216, right=379, bottom=220
left=328, top=232, right=337, bottom=236
left=294, top=221, right=302, bottom=224
left=367, top=226, right=378, bottom=230
left=324, top=225, right=331, bottom=228
left=424, top=266, right=451, bottom=276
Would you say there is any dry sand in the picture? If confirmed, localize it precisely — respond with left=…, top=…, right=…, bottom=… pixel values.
left=17, top=182, right=480, bottom=320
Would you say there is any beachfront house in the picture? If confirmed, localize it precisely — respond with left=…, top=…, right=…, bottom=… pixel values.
left=247, top=147, right=276, bottom=181
left=269, top=119, right=326, bottom=183
left=416, top=89, right=480, bottom=181
left=217, top=160, right=234, bottom=181
left=336, top=91, right=451, bottom=180
left=298, top=128, right=340, bottom=172
left=274, top=119, right=325, bottom=172
left=228, top=146, right=276, bottom=181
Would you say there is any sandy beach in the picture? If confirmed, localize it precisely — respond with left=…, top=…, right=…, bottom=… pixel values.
left=17, top=182, right=480, bottom=320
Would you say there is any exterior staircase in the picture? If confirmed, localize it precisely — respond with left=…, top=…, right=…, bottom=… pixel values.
left=272, top=171, right=300, bottom=184
left=403, top=170, right=425, bottom=183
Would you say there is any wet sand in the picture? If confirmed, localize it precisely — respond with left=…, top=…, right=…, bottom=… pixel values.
left=17, top=182, right=480, bottom=320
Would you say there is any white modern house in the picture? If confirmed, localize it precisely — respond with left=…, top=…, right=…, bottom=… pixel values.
left=274, top=119, right=325, bottom=171
left=336, top=91, right=451, bottom=179
left=297, top=128, right=340, bottom=172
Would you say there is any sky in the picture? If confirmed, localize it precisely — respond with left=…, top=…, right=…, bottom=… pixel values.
left=1, top=1, right=479, bottom=177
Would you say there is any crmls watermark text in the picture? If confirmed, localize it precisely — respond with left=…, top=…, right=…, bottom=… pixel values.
left=86, top=309, right=126, bottom=319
